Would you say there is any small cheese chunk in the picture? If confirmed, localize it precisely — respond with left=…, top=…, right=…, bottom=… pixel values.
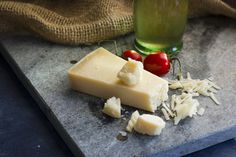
left=126, top=110, right=140, bottom=132
left=134, top=114, right=165, bottom=136
left=197, top=107, right=205, bottom=116
left=117, top=58, right=143, bottom=86
left=68, top=48, right=168, bottom=112
left=119, top=131, right=127, bottom=137
left=102, top=97, right=121, bottom=118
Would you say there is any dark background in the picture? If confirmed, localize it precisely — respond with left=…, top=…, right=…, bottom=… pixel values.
left=0, top=51, right=235, bottom=157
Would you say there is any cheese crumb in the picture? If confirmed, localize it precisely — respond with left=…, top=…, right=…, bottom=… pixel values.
left=119, top=131, right=127, bottom=137
left=102, top=97, right=121, bottom=118
left=117, top=58, right=143, bottom=86
left=197, top=107, right=205, bottom=116
left=134, top=114, right=165, bottom=136
left=126, top=110, right=140, bottom=132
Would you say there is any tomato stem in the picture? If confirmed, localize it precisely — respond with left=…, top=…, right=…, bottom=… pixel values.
left=171, top=57, right=182, bottom=80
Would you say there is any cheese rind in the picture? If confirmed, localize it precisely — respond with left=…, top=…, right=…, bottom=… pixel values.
left=134, top=114, right=165, bottom=136
left=102, top=97, right=121, bottom=118
left=68, top=47, right=168, bottom=112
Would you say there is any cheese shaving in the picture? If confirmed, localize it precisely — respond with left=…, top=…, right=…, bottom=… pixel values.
left=162, top=102, right=175, bottom=117
left=206, top=79, right=221, bottom=90
left=161, top=108, right=170, bottom=120
left=208, top=87, right=217, bottom=93
left=209, top=92, right=220, bottom=105
left=208, top=76, right=214, bottom=81
left=170, top=94, right=176, bottom=110
left=187, top=72, right=192, bottom=80
left=169, top=81, right=182, bottom=89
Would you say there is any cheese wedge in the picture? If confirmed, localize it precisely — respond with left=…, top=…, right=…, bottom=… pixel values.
left=68, top=47, right=168, bottom=112
left=134, top=114, right=165, bottom=136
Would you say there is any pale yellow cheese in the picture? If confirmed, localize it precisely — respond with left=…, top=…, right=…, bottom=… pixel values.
left=68, top=47, right=168, bottom=112
left=134, top=114, right=165, bottom=136
left=126, top=110, right=140, bottom=132
left=117, top=59, right=143, bottom=86
left=102, top=97, right=121, bottom=118
left=173, top=94, right=199, bottom=125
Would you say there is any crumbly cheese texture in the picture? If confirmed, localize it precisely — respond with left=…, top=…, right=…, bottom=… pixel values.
left=126, top=110, right=140, bottom=132
left=117, top=58, right=143, bottom=86
left=68, top=47, right=168, bottom=112
left=102, top=97, right=121, bottom=118
left=134, top=114, right=165, bottom=136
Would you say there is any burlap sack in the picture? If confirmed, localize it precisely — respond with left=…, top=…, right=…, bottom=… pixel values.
left=0, top=0, right=236, bottom=45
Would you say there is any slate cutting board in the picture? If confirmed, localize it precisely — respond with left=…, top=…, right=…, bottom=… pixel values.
left=0, top=17, right=236, bottom=157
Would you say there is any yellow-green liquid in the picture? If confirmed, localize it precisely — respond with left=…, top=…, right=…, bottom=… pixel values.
left=134, top=0, right=189, bottom=55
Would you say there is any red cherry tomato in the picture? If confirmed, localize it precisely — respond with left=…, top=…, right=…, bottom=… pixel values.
left=144, top=51, right=170, bottom=76
left=122, top=50, right=142, bottom=62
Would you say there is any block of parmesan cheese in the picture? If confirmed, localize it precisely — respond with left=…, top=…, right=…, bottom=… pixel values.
left=68, top=47, right=168, bottom=112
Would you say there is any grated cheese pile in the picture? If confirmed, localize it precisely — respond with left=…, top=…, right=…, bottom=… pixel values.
left=160, top=72, right=221, bottom=125
left=169, top=72, right=221, bottom=105
left=161, top=93, right=199, bottom=125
